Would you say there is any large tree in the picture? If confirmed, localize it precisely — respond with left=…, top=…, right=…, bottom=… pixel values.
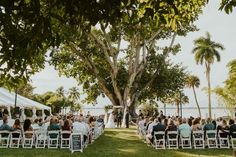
left=192, top=32, right=224, bottom=119
left=51, top=1, right=206, bottom=124
left=186, top=75, right=201, bottom=118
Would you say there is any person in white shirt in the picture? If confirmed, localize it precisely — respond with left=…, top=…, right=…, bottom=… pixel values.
left=73, top=116, right=87, bottom=143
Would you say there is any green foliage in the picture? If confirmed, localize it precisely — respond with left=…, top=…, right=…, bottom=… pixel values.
left=50, top=0, right=206, bottom=107
left=33, top=86, right=81, bottom=114
left=214, top=59, right=236, bottom=116
left=138, top=100, right=158, bottom=116
left=219, top=0, right=236, bottom=14
left=16, top=83, right=35, bottom=99
left=186, top=75, right=200, bottom=88
left=192, top=32, right=224, bottom=65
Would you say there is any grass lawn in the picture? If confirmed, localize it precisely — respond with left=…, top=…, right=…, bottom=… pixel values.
left=0, top=128, right=234, bottom=157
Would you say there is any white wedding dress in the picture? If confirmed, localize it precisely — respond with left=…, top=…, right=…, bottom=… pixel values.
left=105, top=113, right=116, bottom=128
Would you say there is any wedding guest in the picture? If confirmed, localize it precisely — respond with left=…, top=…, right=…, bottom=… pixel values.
left=229, top=119, right=236, bottom=138
left=48, top=118, right=60, bottom=131
left=13, top=119, right=21, bottom=131
left=61, top=119, right=71, bottom=138
left=0, top=115, right=14, bottom=131
left=166, top=119, right=177, bottom=132
left=151, top=117, right=166, bottom=144
left=203, top=118, right=215, bottom=131
left=191, top=118, right=202, bottom=131
left=178, top=118, right=192, bottom=138
left=23, top=119, right=33, bottom=138
left=217, top=119, right=229, bottom=138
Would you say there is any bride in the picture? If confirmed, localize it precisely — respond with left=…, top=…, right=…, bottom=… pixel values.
left=105, top=111, right=116, bottom=128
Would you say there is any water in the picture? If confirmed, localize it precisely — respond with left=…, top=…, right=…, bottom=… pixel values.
left=82, top=107, right=233, bottom=119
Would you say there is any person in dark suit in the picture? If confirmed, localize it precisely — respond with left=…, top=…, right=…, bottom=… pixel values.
left=117, top=110, right=123, bottom=128
left=125, top=110, right=130, bottom=128
left=151, top=117, right=166, bottom=143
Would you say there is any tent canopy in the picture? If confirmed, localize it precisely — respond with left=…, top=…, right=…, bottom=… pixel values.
left=0, top=87, right=50, bottom=110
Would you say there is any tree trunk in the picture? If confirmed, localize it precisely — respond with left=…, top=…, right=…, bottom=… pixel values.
left=122, top=106, right=128, bottom=128
left=192, top=86, right=201, bottom=118
left=176, top=103, right=179, bottom=117
left=129, top=104, right=138, bottom=118
left=206, top=63, right=212, bottom=119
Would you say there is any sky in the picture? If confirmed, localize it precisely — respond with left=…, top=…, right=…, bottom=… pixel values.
left=31, top=0, right=236, bottom=109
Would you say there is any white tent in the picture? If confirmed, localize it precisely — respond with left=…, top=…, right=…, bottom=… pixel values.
left=0, top=87, right=51, bottom=119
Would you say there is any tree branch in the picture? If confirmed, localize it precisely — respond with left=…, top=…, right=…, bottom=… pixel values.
left=67, top=41, right=118, bottom=106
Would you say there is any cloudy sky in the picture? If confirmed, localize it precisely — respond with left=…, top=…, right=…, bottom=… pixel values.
left=31, top=0, right=236, bottom=109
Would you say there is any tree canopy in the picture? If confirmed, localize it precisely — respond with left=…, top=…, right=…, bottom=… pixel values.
left=50, top=0, right=206, bottom=112
left=214, top=59, right=236, bottom=116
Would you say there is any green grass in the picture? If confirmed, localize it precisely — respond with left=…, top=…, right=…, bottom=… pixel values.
left=0, top=128, right=234, bottom=157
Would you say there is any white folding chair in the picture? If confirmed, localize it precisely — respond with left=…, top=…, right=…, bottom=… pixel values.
left=206, top=130, right=218, bottom=148
left=47, top=130, right=59, bottom=149
left=153, top=131, right=165, bottom=149
left=231, top=132, right=236, bottom=148
left=9, top=131, right=21, bottom=148
left=167, top=131, right=178, bottom=149
left=180, top=133, right=192, bottom=149
left=60, top=130, right=71, bottom=149
left=192, top=130, right=205, bottom=149
left=0, top=130, right=10, bottom=148
left=218, top=130, right=230, bottom=148
left=22, top=131, right=34, bottom=148
left=35, top=130, right=47, bottom=148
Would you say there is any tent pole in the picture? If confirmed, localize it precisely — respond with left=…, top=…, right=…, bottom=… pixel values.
left=14, top=88, right=18, bottom=118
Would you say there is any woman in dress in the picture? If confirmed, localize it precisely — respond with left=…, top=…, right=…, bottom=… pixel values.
left=105, top=111, right=116, bottom=128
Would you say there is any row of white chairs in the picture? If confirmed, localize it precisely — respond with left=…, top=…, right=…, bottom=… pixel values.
left=0, top=126, right=104, bottom=149
left=139, top=129, right=236, bottom=149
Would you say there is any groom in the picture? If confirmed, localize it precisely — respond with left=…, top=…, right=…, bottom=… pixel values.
left=116, top=109, right=123, bottom=128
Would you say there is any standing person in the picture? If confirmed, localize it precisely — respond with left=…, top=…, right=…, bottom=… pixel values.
left=117, top=109, right=123, bottom=128
left=105, top=111, right=116, bottom=128
left=0, top=108, right=3, bottom=119
left=125, top=110, right=130, bottom=128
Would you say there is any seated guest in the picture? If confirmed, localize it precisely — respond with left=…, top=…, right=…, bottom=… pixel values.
left=12, top=118, right=22, bottom=131
left=217, top=119, right=230, bottom=138
left=146, top=118, right=158, bottom=144
left=31, top=119, right=40, bottom=130
left=0, top=115, right=14, bottom=131
left=188, top=118, right=193, bottom=127
left=73, top=117, right=87, bottom=143
left=12, top=119, right=22, bottom=138
left=201, top=119, right=206, bottom=129
left=203, top=118, right=215, bottom=131
left=178, top=118, right=192, bottom=138
left=23, top=119, right=33, bottom=138
left=166, top=119, right=177, bottom=132
left=212, top=120, right=217, bottom=130
left=48, top=118, right=60, bottom=131
left=151, top=117, right=166, bottom=144
left=97, top=115, right=105, bottom=128
left=191, top=118, right=202, bottom=131
left=229, top=119, right=236, bottom=138
left=61, top=119, right=71, bottom=138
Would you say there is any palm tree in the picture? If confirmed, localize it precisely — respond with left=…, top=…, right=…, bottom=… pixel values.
left=186, top=75, right=201, bottom=118
left=192, top=32, right=224, bottom=119
left=68, top=87, right=80, bottom=112
left=168, top=91, right=189, bottom=117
